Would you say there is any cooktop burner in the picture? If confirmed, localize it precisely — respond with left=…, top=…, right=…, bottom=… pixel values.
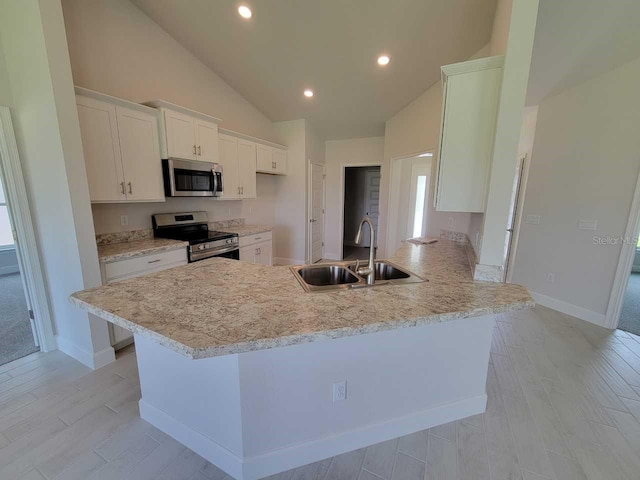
left=169, top=230, right=237, bottom=245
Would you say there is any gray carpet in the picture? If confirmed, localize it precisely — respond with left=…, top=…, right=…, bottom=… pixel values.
left=619, top=272, right=640, bottom=336
left=0, top=273, right=39, bottom=366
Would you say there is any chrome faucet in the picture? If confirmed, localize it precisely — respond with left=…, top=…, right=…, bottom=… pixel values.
left=354, top=216, right=376, bottom=285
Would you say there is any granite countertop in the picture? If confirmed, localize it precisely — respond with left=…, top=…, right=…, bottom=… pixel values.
left=73, top=239, right=534, bottom=359
left=98, top=238, right=188, bottom=264
left=216, top=224, right=273, bottom=237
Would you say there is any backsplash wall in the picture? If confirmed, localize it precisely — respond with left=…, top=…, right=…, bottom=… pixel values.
left=91, top=175, right=277, bottom=234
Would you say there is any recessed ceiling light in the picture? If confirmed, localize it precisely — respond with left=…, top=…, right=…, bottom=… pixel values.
left=418, top=153, right=433, bottom=157
left=238, top=5, right=252, bottom=19
left=304, top=89, right=314, bottom=98
left=377, top=55, right=390, bottom=66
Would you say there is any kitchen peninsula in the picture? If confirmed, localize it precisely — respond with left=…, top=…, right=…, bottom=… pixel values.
left=70, top=239, right=533, bottom=480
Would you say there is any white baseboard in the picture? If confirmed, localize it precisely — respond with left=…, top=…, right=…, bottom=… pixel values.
left=0, top=265, right=19, bottom=275
left=530, top=291, right=606, bottom=327
left=56, top=335, right=116, bottom=370
left=274, top=257, right=305, bottom=266
left=324, top=253, right=341, bottom=261
left=141, top=394, right=486, bottom=480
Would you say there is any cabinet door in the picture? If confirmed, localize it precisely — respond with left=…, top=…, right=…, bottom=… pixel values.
left=256, top=145, right=273, bottom=172
left=116, top=106, right=164, bottom=202
left=238, top=139, right=257, bottom=198
left=165, top=110, right=196, bottom=160
left=195, top=119, right=219, bottom=163
left=436, top=66, right=502, bottom=212
left=218, top=134, right=240, bottom=199
left=272, top=149, right=287, bottom=175
left=239, top=245, right=257, bottom=264
left=76, top=96, right=126, bottom=202
left=256, top=240, right=273, bottom=266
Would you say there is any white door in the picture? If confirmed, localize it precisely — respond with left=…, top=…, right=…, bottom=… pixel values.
left=255, top=241, right=273, bottom=266
left=76, top=96, right=126, bottom=202
left=309, top=163, right=325, bottom=263
left=116, top=106, right=164, bottom=202
left=165, top=110, right=196, bottom=160
left=406, top=166, right=431, bottom=240
left=363, top=169, right=380, bottom=246
left=218, top=134, right=240, bottom=199
left=238, top=139, right=257, bottom=198
left=239, top=245, right=257, bottom=264
left=504, top=153, right=527, bottom=281
left=272, top=149, right=287, bottom=175
left=195, top=119, right=219, bottom=163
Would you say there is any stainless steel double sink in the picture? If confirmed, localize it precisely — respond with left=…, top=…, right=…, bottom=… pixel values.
left=290, top=260, right=425, bottom=293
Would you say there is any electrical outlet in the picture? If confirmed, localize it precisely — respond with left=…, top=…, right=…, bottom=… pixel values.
left=120, top=215, right=128, bottom=226
left=448, top=217, right=455, bottom=228
left=332, top=381, right=347, bottom=402
left=545, top=273, right=555, bottom=284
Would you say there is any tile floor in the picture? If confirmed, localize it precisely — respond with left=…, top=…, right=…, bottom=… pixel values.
left=1, top=305, right=640, bottom=479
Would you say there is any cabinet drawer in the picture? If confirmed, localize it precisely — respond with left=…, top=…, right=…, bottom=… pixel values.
left=239, top=231, right=272, bottom=248
left=104, top=248, right=187, bottom=281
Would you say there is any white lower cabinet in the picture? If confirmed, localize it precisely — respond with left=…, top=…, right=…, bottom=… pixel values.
left=100, top=248, right=187, bottom=350
left=238, top=232, right=273, bottom=266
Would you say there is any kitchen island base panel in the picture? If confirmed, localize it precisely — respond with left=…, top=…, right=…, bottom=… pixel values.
left=134, top=314, right=495, bottom=480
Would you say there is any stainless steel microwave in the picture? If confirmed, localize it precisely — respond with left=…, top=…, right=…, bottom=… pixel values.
left=162, top=158, right=223, bottom=197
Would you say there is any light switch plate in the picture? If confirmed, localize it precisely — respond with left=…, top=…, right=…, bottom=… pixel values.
left=525, top=214, right=540, bottom=225
left=578, top=219, right=598, bottom=231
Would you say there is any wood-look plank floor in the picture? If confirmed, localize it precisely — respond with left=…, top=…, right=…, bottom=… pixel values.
left=1, top=305, right=640, bottom=479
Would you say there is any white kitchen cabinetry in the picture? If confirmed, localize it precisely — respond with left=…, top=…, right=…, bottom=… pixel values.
left=434, top=56, right=504, bottom=213
left=239, top=231, right=273, bottom=266
left=218, top=133, right=257, bottom=199
left=257, top=144, right=287, bottom=175
left=144, top=100, right=221, bottom=163
left=100, top=248, right=187, bottom=349
left=76, top=88, right=164, bottom=203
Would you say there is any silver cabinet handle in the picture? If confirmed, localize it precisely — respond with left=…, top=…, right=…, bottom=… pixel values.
left=193, top=145, right=196, bottom=155
left=254, top=236, right=261, bottom=240
left=128, top=182, right=132, bottom=194
left=120, top=182, right=125, bottom=195
left=198, top=145, right=201, bottom=155
left=241, top=186, right=244, bottom=195
left=272, top=161, right=276, bottom=169
left=310, top=219, right=316, bottom=223
left=147, top=259, right=161, bottom=264
left=237, top=186, right=240, bottom=195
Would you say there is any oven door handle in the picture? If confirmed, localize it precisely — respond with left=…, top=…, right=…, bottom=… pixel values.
left=190, top=244, right=239, bottom=261
left=212, top=168, right=219, bottom=196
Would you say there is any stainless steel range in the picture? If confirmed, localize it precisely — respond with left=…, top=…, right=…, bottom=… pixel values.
left=152, top=211, right=239, bottom=262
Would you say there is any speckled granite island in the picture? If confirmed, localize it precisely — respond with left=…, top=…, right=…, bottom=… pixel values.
left=70, top=240, right=533, bottom=480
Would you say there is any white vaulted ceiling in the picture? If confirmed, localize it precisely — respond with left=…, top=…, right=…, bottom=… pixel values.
left=131, top=0, right=497, bottom=139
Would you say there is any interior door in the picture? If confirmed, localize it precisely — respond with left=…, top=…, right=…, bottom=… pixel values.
left=310, top=163, right=325, bottom=263
left=116, top=106, right=164, bottom=202
left=76, top=96, right=126, bottom=202
left=218, top=135, right=240, bottom=199
left=195, top=119, right=219, bottom=163
left=165, top=110, right=196, bottom=160
left=363, top=169, right=381, bottom=246
left=504, top=153, right=527, bottom=281
left=406, top=166, right=431, bottom=240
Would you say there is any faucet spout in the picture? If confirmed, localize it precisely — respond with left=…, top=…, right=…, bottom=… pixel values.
left=354, top=216, right=376, bottom=285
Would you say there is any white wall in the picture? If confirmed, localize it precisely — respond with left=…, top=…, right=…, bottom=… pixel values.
left=0, top=0, right=113, bottom=368
left=62, top=0, right=285, bottom=235
left=512, top=54, right=640, bottom=323
left=272, top=120, right=307, bottom=264
left=324, top=137, right=385, bottom=260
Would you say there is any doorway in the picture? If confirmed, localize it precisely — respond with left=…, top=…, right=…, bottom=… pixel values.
left=308, top=162, right=325, bottom=263
left=0, top=167, right=39, bottom=365
left=342, top=166, right=380, bottom=260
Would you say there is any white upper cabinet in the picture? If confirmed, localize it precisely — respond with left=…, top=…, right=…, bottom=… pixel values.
left=256, top=144, right=287, bottom=175
left=217, top=133, right=257, bottom=200
left=76, top=88, right=164, bottom=203
left=144, top=100, right=221, bottom=163
left=165, top=110, right=196, bottom=160
left=434, top=56, right=504, bottom=213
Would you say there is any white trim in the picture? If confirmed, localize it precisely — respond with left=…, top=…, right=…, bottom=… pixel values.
left=385, top=150, right=435, bottom=258
left=338, top=163, right=382, bottom=260
left=143, top=99, right=222, bottom=124
left=56, top=336, right=114, bottom=370
left=530, top=291, right=606, bottom=327
left=0, top=265, right=19, bottom=276
left=141, top=394, right=485, bottom=480
left=74, top=86, right=160, bottom=117
left=307, top=161, right=326, bottom=263
left=219, top=128, right=288, bottom=150
left=440, top=55, right=505, bottom=78
left=0, top=106, right=56, bottom=351
left=605, top=169, right=640, bottom=329
left=505, top=153, right=530, bottom=283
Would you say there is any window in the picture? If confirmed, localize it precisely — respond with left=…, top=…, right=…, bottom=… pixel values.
left=412, top=175, right=427, bottom=238
left=0, top=177, right=14, bottom=248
